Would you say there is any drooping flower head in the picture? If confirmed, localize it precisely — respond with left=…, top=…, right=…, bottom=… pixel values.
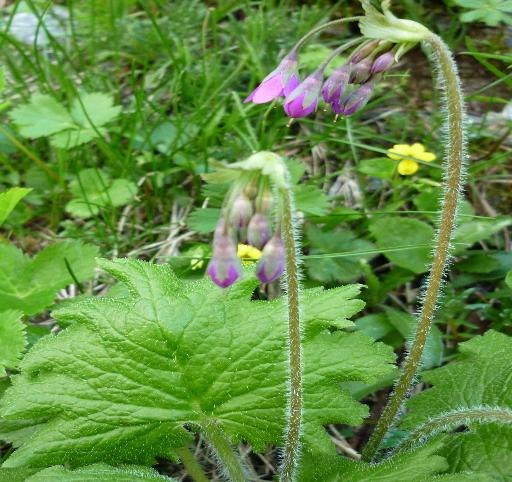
left=203, top=152, right=289, bottom=288
left=244, top=51, right=300, bottom=104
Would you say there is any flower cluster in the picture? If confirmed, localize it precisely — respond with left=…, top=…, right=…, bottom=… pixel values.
left=207, top=179, right=285, bottom=288
left=387, top=142, right=436, bottom=175
left=245, top=39, right=396, bottom=119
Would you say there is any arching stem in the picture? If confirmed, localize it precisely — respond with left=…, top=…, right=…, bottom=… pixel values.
left=279, top=186, right=303, bottom=482
left=292, top=17, right=362, bottom=52
left=362, top=33, right=466, bottom=462
left=395, top=407, right=512, bottom=453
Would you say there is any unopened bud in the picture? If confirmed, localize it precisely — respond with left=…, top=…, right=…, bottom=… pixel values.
left=207, top=231, right=242, bottom=288
left=371, top=52, right=395, bottom=74
left=230, top=193, right=253, bottom=228
left=350, top=58, right=373, bottom=84
left=247, top=213, right=272, bottom=249
left=350, top=40, right=379, bottom=64
left=341, top=82, right=374, bottom=116
left=256, top=235, right=285, bottom=284
left=322, top=64, right=350, bottom=104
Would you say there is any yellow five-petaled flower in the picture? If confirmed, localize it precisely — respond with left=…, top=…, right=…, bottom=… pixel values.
left=387, top=143, right=436, bottom=175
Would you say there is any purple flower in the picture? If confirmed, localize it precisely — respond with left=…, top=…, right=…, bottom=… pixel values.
left=256, top=235, right=285, bottom=283
left=350, top=57, right=373, bottom=84
left=207, top=230, right=242, bottom=288
left=283, top=70, right=323, bottom=118
left=244, top=51, right=300, bottom=104
left=340, top=82, right=374, bottom=116
left=247, top=213, right=272, bottom=249
left=230, top=193, right=253, bottom=228
left=371, top=52, right=395, bottom=74
left=322, top=64, right=350, bottom=105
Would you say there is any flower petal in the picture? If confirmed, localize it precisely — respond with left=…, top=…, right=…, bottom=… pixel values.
left=397, top=159, right=419, bottom=175
left=249, top=74, right=285, bottom=104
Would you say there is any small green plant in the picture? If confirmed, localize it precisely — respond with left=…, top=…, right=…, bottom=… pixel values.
left=9, top=92, right=121, bottom=149
left=65, top=169, right=137, bottom=219
left=453, top=0, right=512, bottom=27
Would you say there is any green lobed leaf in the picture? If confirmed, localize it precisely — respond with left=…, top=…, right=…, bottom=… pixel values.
left=369, top=217, right=434, bottom=274
left=9, top=94, right=74, bottom=138
left=293, top=184, right=330, bottom=216
left=403, top=331, right=512, bottom=480
left=0, top=188, right=32, bottom=226
left=0, top=241, right=99, bottom=315
left=65, top=169, right=137, bottom=218
left=70, top=93, right=121, bottom=129
left=26, top=464, right=175, bottom=481
left=187, top=208, right=221, bottom=233
left=0, top=465, right=174, bottom=482
left=0, top=259, right=395, bottom=468
left=298, top=438, right=454, bottom=481
left=305, top=224, right=376, bottom=284
left=0, top=310, right=26, bottom=376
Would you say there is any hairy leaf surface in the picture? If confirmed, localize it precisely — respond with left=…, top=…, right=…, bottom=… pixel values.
left=298, top=439, right=486, bottom=481
left=0, top=259, right=394, bottom=468
left=0, top=311, right=26, bottom=376
left=403, top=331, right=512, bottom=480
left=0, top=241, right=98, bottom=315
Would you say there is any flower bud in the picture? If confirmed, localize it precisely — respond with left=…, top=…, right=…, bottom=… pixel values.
left=350, top=40, right=380, bottom=64
left=284, top=70, right=323, bottom=118
left=256, top=235, right=285, bottom=284
left=258, top=190, right=274, bottom=214
left=371, top=51, right=395, bottom=74
left=207, top=231, right=242, bottom=288
left=322, top=64, right=350, bottom=105
left=350, top=57, right=373, bottom=84
left=247, top=213, right=272, bottom=249
left=340, top=82, right=374, bottom=116
left=230, top=193, right=253, bottom=228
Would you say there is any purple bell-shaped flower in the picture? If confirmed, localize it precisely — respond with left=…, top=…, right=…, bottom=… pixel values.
left=230, top=192, right=253, bottom=229
left=340, top=82, right=374, bottom=116
left=283, top=70, right=323, bottom=118
left=371, top=51, right=395, bottom=74
left=207, top=228, right=242, bottom=288
left=322, top=64, right=351, bottom=105
left=256, top=234, right=285, bottom=283
left=247, top=212, right=272, bottom=249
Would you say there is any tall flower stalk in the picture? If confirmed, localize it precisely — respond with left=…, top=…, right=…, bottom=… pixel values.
left=242, top=0, right=467, bottom=472
left=354, top=2, right=467, bottom=461
left=203, top=152, right=304, bottom=480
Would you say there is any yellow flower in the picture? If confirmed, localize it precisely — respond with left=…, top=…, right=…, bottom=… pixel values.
left=386, top=143, right=436, bottom=176
left=237, top=243, right=262, bottom=265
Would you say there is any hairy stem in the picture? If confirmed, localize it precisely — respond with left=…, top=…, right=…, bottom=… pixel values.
left=362, top=33, right=466, bottom=462
left=202, top=421, right=247, bottom=482
left=293, top=17, right=362, bottom=51
left=279, top=187, right=303, bottom=482
left=175, top=446, right=210, bottom=482
left=396, top=407, right=512, bottom=453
